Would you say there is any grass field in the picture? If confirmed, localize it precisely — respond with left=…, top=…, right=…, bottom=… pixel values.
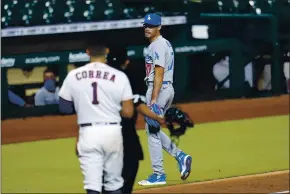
left=2, top=115, right=289, bottom=193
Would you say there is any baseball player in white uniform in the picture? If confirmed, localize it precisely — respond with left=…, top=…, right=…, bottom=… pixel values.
left=58, top=44, right=134, bottom=194
left=138, top=13, right=192, bottom=186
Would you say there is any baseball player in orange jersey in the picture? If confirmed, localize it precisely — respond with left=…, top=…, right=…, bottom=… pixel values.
left=58, top=44, right=134, bottom=194
left=138, top=13, right=192, bottom=186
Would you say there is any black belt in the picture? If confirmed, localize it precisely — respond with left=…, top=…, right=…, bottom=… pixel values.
left=79, top=122, right=119, bottom=127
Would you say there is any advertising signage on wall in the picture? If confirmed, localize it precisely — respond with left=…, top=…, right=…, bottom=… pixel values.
left=1, top=51, right=92, bottom=68
left=1, top=43, right=211, bottom=68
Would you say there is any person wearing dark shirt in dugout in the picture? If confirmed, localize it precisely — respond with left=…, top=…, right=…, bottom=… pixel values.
left=59, top=48, right=164, bottom=194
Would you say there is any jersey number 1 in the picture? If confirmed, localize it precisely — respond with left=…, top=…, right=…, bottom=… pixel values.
left=91, top=82, right=99, bottom=104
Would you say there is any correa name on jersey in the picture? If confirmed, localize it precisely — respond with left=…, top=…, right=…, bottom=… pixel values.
left=75, top=70, right=116, bottom=82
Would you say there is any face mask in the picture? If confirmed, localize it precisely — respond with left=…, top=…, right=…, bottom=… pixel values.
left=44, top=79, right=56, bottom=92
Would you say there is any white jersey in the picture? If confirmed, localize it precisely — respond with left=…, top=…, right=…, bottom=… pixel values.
left=144, top=35, right=174, bottom=83
left=58, top=62, right=133, bottom=124
left=213, top=56, right=253, bottom=89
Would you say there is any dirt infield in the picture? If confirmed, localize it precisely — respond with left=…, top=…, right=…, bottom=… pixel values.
left=134, top=170, right=289, bottom=193
left=1, top=95, right=289, bottom=193
left=2, top=95, right=289, bottom=144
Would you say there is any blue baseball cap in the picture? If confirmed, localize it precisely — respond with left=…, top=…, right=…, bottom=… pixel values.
left=142, top=13, right=161, bottom=26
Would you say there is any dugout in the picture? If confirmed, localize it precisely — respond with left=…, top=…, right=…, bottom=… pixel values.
left=1, top=10, right=288, bottom=119
left=1, top=36, right=281, bottom=119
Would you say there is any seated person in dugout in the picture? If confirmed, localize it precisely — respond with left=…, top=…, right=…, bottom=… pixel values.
left=8, top=89, right=33, bottom=108
left=34, top=68, right=59, bottom=106
left=213, top=55, right=253, bottom=90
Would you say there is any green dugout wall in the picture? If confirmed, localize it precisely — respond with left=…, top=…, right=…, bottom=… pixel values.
left=2, top=37, right=281, bottom=119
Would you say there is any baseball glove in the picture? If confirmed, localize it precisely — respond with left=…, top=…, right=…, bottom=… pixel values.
left=164, top=106, right=194, bottom=145
left=144, top=103, right=163, bottom=133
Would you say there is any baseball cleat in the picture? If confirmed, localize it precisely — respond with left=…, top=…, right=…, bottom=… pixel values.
left=138, top=173, right=166, bottom=186
left=176, top=152, right=192, bottom=180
